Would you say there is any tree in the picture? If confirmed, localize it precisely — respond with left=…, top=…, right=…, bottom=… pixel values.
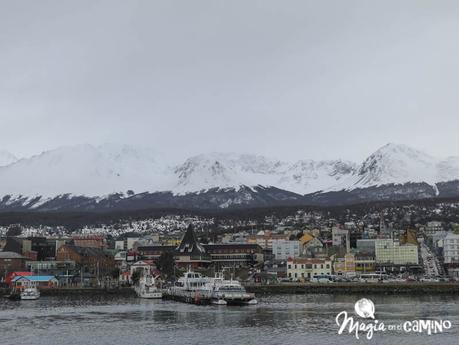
left=6, top=225, right=22, bottom=237
left=131, top=270, right=141, bottom=285
left=157, top=252, right=175, bottom=280
left=110, top=267, right=120, bottom=279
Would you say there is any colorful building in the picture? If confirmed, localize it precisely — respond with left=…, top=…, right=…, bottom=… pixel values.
left=333, top=253, right=356, bottom=276
left=354, top=253, right=376, bottom=273
left=12, top=275, right=59, bottom=289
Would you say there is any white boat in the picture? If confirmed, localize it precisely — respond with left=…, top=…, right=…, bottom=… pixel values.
left=169, top=270, right=210, bottom=299
left=135, top=275, right=162, bottom=299
left=20, top=287, right=40, bottom=300
left=198, top=272, right=258, bottom=306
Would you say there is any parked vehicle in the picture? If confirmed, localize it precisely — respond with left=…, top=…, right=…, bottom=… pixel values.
left=420, top=277, right=440, bottom=283
left=310, top=275, right=333, bottom=283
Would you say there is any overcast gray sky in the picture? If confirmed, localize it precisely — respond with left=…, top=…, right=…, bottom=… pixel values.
left=1, top=0, right=459, bottom=162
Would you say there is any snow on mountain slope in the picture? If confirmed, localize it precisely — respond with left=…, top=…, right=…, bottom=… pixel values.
left=0, top=144, right=174, bottom=197
left=0, top=143, right=458, bottom=202
left=276, top=160, right=357, bottom=194
left=172, top=153, right=288, bottom=194
left=355, top=143, right=438, bottom=186
left=0, top=150, right=18, bottom=167
left=329, top=143, right=459, bottom=191
left=172, top=153, right=356, bottom=195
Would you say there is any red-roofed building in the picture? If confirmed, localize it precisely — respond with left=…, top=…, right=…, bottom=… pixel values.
left=5, top=271, right=33, bottom=285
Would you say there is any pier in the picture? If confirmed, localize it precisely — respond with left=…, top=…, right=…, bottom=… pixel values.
left=162, top=290, right=213, bottom=305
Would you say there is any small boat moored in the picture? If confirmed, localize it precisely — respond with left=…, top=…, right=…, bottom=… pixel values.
left=135, top=275, right=163, bottom=299
left=20, top=287, right=40, bottom=300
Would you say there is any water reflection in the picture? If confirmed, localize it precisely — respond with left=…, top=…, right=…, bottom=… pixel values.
left=0, top=294, right=458, bottom=345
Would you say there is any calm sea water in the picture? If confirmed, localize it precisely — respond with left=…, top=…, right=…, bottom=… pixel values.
left=0, top=293, right=458, bottom=345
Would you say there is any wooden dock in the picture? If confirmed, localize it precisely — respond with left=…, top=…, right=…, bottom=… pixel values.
left=162, top=290, right=212, bottom=305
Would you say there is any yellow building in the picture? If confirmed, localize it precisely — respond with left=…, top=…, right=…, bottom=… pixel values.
left=333, top=253, right=356, bottom=276
left=163, top=238, right=181, bottom=246
left=354, top=254, right=376, bottom=273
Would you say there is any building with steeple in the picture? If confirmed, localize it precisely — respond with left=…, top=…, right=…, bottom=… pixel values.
left=137, top=224, right=263, bottom=269
left=174, top=225, right=211, bottom=268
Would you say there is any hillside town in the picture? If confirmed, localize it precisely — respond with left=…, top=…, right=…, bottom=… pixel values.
left=1, top=206, right=459, bottom=290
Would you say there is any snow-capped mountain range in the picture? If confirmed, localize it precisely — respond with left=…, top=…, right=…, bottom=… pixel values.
left=173, top=153, right=357, bottom=195
left=0, top=143, right=458, bottom=211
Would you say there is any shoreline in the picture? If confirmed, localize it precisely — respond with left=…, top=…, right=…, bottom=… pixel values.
left=2, top=283, right=459, bottom=297
left=1, top=287, right=137, bottom=297
left=244, top=282, right=459, bottom=295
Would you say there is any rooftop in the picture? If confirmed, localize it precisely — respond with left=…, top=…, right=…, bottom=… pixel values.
left=12, top=275, right=57, bottom=282
left=287, top=257, right=330, bottom=264
left=0, top=251, right=26, bottom=259
left=299, top=233, right=314, bottom=245
left=445, top=232, right=459, bottom=239
left=62, top=245, right=109, bottom=258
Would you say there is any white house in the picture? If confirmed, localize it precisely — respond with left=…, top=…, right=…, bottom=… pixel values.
left=443, top=232, right=459, bottom=264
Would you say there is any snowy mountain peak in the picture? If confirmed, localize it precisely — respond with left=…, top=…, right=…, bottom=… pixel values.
left=356, top=143, right=437, bottom=185
left=325, top=143, right=459, bottom=191
left=0, top=144, right=173, bottom=197
left=172, top=153, right=286, bottom=194
left=368, top=143, right=434, bottom=161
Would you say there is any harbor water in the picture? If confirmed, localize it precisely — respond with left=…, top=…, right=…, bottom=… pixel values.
left=1, top=294, right=458, bottom=345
